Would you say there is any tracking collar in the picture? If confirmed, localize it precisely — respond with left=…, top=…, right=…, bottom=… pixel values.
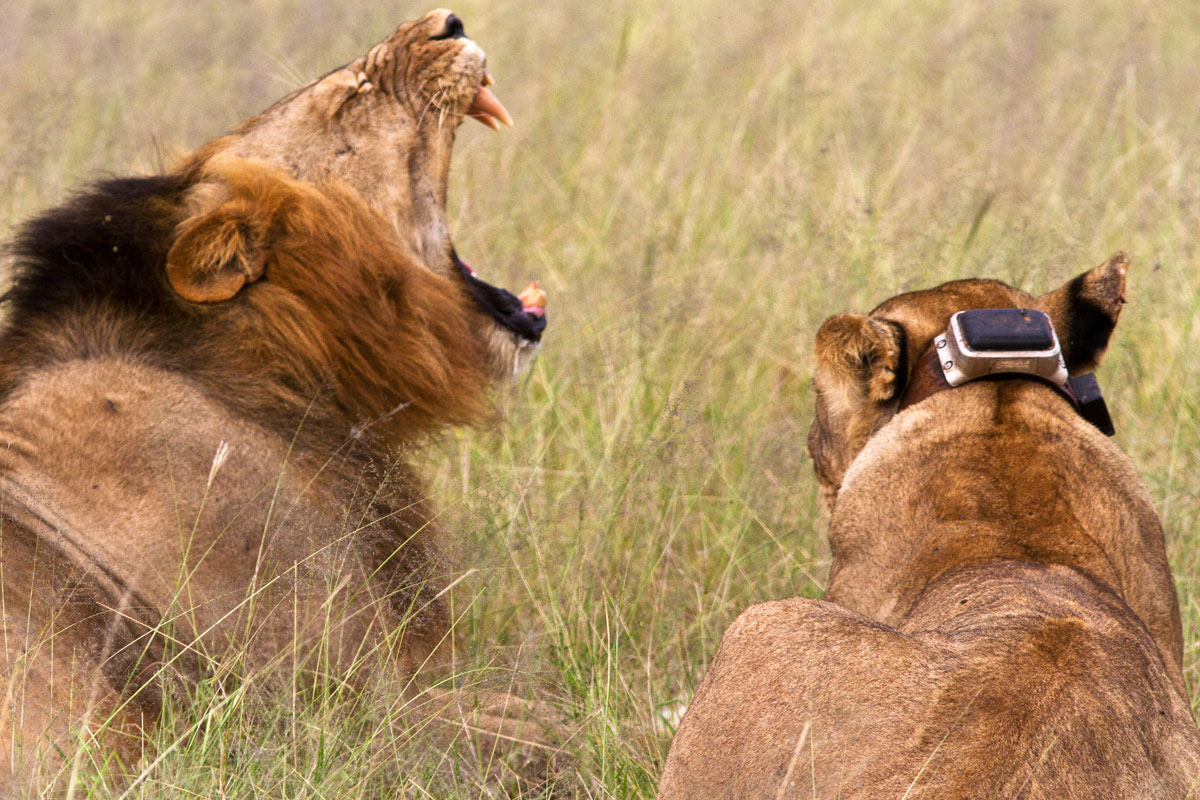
left=897, top=308, right=1115, bottom=436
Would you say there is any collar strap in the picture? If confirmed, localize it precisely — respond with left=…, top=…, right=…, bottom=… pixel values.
left=897, top=343, right=1115, bottom=436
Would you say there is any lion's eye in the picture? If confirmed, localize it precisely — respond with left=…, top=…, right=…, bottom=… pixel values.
left=430, top=14, right=466, bottom=41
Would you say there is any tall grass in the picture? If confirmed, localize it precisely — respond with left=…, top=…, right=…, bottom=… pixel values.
left=3, top=0, right=1200, bottom=796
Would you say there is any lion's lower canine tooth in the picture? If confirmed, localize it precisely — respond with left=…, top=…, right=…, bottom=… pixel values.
left=518, top=281, right=546, bottom=310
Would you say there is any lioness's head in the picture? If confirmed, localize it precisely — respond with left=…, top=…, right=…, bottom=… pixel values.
left=807, top=254, right=1129, bottom=508
left=180, top=9, right=544, bottom=380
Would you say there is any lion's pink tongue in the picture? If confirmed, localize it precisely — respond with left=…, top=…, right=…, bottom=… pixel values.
left=468, top=84, right=514, bottom=130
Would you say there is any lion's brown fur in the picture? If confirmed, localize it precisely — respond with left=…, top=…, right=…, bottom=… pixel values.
left=2, top=160, right=492, bottom=446
left=177, top=158, right=492, bottom=443
left=659, top=256, right=1200, bottom=799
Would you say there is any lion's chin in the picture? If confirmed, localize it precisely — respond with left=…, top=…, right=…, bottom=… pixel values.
left=484, top=325, right=542, bottom=380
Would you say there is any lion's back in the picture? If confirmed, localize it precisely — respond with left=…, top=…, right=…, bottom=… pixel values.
left=0, top=357, right=394, bottom=674
left=0, top=358, right=289, bottom=577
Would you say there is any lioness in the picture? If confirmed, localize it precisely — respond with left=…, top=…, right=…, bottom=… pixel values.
left=0, top=10, right=546, bottom=791
left=659, top=256, right=1200, bottom=798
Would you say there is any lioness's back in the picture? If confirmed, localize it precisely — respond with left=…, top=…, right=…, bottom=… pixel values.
left=662, top=563, right=1200, bottom=798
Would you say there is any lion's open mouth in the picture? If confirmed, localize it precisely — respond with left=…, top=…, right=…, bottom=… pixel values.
left=452, top=70, right=544, bottom=343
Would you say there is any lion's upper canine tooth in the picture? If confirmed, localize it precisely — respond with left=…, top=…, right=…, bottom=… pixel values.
left=482, top=72, right=495, bottom=87
left=468, top=85, right=514, bottom=129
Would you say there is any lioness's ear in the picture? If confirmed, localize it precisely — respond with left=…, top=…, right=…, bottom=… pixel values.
left=166, top=196, right=269, bottom=303
left=814, top=313, right=905, bottom=404
left=1038, top=252, right=1128, bottom=373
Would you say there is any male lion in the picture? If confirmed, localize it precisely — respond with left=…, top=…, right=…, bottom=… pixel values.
left=659, top=256, right=1200, bottom=798
left=0, top=9, right=547, bottom=791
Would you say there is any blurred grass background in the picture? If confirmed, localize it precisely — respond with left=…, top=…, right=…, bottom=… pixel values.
left=3, top=0, right=1200, bottom=796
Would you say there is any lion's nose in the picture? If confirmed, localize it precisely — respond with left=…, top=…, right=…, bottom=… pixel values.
left=431, top=13, right=466, bottom=40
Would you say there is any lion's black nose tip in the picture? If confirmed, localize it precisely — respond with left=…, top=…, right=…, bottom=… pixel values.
left=432, top=14, right=466, bottom=40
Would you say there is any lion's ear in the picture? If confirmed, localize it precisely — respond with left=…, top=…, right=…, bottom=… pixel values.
left=1038, top=252, right=1128, bottom=374
left=813, top=313, right=905, bottom=405
left=166, top=196, right=269, bottom=303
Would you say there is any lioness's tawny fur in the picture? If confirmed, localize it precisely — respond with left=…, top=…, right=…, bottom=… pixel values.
left=659, top=255, right=1200, bottom=798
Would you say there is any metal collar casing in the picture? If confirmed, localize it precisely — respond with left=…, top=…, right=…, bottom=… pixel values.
left=935, top=310, right=1069, bottom=388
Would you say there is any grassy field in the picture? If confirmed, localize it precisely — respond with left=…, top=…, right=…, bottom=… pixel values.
left=4, top=0, right=1200, bottom=796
